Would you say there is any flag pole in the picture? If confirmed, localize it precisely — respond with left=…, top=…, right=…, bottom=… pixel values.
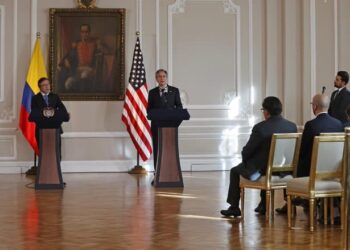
left=128, top=152, right=147, bottom=174
left=128, top=31, right=147, bottom=175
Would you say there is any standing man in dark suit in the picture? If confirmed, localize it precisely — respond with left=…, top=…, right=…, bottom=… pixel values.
left=31, top=77, right=69, bottom=157
left=220, top=97, right=297, bottom=217
left=147, top=69, right=183, bottom=171
left=328, top=71, right=350, bottom=123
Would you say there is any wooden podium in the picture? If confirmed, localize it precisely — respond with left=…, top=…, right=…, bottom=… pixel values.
left=148, top=109, right=190, bottom=188
left=36, top=129, right=64, bottom=189
left=29, top=109, right=69, bottom=190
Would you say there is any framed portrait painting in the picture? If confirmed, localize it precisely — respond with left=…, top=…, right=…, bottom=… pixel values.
left=49, top=8, right=125, bottom=100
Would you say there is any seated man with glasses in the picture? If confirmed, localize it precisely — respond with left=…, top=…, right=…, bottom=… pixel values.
left=221, top=96, right=297, bottom=217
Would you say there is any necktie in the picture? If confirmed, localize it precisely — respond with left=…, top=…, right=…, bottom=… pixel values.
left=43, top=95, right=49, bottom=106
left=334, top=90, right=340, bottom=100
left=160, top=89, right=167, bottom=105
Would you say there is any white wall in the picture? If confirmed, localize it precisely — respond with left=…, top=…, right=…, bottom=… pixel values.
left=0, top=0, right=348, bottom=173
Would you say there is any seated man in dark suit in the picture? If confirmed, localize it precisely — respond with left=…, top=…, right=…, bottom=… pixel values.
left=328, top=71, right=350, bottom=123
left=31, top=77, right=69, bottom=159
left=275, top=94, right=343, bottom=213
left=297, top=94, right=343, bottom=177
left=220, top=97, right=297, bottom=217
left=147, top=69, right=183, bottom=172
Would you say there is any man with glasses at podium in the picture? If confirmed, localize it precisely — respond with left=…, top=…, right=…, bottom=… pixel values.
left=147, top=69, right=183, bottom=183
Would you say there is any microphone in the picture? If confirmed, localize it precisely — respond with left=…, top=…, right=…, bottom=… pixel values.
left=322, top=86, right=326, bottom=94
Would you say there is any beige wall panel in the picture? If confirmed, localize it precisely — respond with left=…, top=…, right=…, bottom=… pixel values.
left=315, top=0, right=336, bottom=95
left=283, top=0, right=302, bottom=124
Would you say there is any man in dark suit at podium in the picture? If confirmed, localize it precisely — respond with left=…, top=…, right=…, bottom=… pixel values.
left=31, top=77, right=68, bottom=158
left=328, top=71, right=350, bottom=123
left=147, top=69, right=183, bottom=171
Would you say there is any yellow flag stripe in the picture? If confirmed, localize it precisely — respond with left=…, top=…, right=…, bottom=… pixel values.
left=26, top=38, right=47, bottom=94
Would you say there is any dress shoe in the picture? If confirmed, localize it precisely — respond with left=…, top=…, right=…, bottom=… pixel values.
left=292, top=197, right=309, bottom=212
left=254, top=202, right=266, bottom=215
left=275, top=203, right=288, bottom=214
left=220, top=207, right=241, bottom=217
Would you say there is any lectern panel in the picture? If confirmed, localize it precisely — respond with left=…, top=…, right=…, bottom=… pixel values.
left=36, top=129, right=64, bottom=189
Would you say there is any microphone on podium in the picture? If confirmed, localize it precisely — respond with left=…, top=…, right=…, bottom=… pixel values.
left=322, top=86, right=326, bottom=94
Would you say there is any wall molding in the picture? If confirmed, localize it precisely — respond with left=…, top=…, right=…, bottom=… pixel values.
left=0, top=127, right=17, bottom=132
left=62, top=130, right=251, bottom=139
left=0, top=135, right=17, bottom=160
left=0, top=155, right=240, bottom=173
left=248, top=0, right=253, bottom=111
left=0, top=5, right=5, bottom=103
left=0, top=0, right=17, bottom=123
left=334, top=0, right=338, bottom=74
left=158, top=0, right=248, bottom=111
left=310, top=0, right=316, bottom=99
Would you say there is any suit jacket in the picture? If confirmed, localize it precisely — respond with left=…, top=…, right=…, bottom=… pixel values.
left=343, top=121, right=350, bottom=129
left=30, top=92, right=68, bottom=139
left=237, top=115, right=297, bottom=179
left=328, top=87, right=350, bottom=123
left=296, top=113, right=343, bottom=177
left=147, top=85, right=182, bottom=111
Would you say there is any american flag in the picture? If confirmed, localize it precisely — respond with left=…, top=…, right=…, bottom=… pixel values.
left=121, top=37, right=153, bottom=161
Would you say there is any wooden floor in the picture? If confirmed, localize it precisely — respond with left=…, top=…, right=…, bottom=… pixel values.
left=0, top=172, right=345, bottom=249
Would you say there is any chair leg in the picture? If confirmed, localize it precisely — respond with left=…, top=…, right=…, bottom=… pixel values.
left=291, top=195, right=296, bottom=218
left=324, top=198, right=328, bottom=225
left=240, top=188, right=245, bottom=220
left=266, top=190, right=271, bottom=222
left=287, top=195, right=292, bottom=228
left=271, top=190, right=275, bottom=220
left=330, top=197, right=334, bottom=225
left=341, top=196, right=344, bottom=230
left=310, top=198, right=315, bottom=231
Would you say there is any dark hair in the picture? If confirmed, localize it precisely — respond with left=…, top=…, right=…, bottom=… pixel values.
left=80, top=24, right=91, bottom=32
left=38, top=77, right=49, bottom=87
left=337, top=71, right=349, bottom=84
left=155, top=69, right=167, bottom=76
left=262, top=96, right=282, bottom=116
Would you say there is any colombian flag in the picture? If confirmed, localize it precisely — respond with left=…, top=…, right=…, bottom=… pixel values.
left=19, top=37, right=47, bottom=155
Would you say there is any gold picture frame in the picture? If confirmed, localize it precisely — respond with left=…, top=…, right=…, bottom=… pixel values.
left=49, top=8, right=125, bottom=101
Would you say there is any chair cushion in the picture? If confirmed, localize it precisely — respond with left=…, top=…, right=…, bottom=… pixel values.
left=287, top=177, right=342, bottom=194
left=240, top=174, right=293, bottom=187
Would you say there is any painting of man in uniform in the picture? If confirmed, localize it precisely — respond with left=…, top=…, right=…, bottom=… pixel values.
left=51, top=11, right=125, bottom=100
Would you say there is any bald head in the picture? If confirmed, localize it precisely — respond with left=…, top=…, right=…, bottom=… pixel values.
left=312, top=94, right=329, bottom=114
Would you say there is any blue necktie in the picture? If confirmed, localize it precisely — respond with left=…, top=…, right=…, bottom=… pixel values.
left=43, top=95, right=49, bottom=106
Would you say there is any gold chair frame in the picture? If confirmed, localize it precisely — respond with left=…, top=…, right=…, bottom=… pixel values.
left=240, top=133, right=302, bottom=222
left=287, top=135, right=346, bottom=231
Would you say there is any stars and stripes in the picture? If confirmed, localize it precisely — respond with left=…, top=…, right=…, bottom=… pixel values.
left=121, top=37, right=152, bottom=161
